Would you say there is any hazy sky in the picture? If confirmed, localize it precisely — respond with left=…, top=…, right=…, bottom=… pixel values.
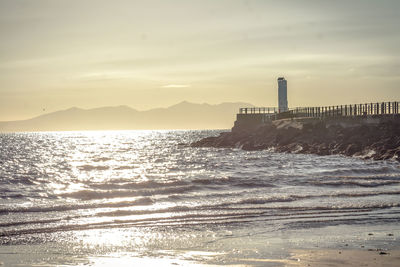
left=1, top=0, right=399, bottom=120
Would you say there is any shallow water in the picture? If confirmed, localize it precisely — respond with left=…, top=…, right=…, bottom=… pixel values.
left=1, top=130, right=399, bottom=266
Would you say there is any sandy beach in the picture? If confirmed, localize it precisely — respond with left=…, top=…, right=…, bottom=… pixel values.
left=2, top=249, right=400, bottom=267
left=287, top=249, right=400, bottom=267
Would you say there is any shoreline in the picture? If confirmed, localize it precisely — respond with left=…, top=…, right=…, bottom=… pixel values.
left=2, top=223, right=399, bottom=266
left=1, top=246, right=400, bottom=266
left=287, top=248, right=400, bottom=267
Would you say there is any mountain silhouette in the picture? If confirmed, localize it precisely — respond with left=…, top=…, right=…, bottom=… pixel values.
left=0, top=102, right=254, bottom=132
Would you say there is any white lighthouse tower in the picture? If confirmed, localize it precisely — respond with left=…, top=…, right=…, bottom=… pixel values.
left=277, top=77, right=288, bottom=113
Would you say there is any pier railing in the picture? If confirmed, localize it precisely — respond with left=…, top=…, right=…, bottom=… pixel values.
left=239, top=102, right=400, bottom=121
left=291, top=102, right=400, bottom=118
left=239, top=107, right=278, bottom=114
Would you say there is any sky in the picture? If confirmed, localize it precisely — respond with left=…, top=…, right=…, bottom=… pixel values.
left=1, top=0, right=399, bottom=121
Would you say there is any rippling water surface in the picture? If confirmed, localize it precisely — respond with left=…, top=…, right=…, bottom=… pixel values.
left=1, top=130, right=400, bottom=266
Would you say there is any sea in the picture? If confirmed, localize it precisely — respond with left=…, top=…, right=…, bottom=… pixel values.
left=1, top=130, right=400, bottom=266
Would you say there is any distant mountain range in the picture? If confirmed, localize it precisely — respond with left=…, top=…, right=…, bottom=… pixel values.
left=0, top=101, right=254, bottom=132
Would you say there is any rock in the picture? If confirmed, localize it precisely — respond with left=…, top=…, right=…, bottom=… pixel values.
left=191, top=117, right=400, bottom=161
left=345, top=143, right=361, bottom=156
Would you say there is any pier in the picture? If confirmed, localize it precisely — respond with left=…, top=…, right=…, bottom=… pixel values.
left=238, top=101, right=400, bottom=121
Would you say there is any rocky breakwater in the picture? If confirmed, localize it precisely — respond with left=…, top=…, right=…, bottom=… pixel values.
left=192, top=115, right=400, bottom=162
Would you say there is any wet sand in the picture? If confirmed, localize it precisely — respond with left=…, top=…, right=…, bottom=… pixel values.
left=2, top=244, right=400, bottom=266
left=287, top=249, right=400, bottom=267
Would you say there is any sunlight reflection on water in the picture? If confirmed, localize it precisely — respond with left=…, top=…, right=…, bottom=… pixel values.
left=1, top=130, right=400, bottom=266
left=82, top=251, right=223, bottom=267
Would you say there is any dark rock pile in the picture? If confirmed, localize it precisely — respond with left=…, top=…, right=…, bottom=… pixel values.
left=191, top=118, right=400, bottom=162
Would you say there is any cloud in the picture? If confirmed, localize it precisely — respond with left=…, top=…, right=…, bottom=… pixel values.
left=162, top=84, right=191, bottom=88
left=77, top=71, right=132, bottom=82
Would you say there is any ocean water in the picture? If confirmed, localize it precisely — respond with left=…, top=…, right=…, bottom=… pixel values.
left=1, top=130, right=400, bottom=266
